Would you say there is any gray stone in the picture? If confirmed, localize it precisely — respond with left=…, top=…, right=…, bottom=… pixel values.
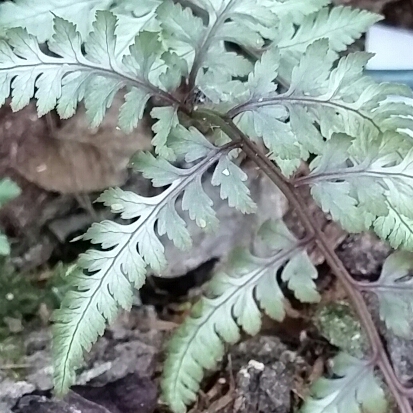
left=386, top=329, right=413, bottom=384
left=14, top=393, right=112, bottom=413
left=228, top=336, right=296, bottom=413
left=0, top=379, right=35, bottom=411
left=232, top=360, right=293, bottom=413
left=0, top=308, right=160, bottom=411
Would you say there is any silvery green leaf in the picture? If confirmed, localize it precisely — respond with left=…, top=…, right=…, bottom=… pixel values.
left=157, top=202, right=192, bottom=250
left=281, top=251, right=320, bottom=303
left=53, top=140, right=230, bottom=395
left=366, top=251, right=413, bottom=338
left=158, top=0, right=278, bottom=94
left=0, top=12, right=174, bottom=131
left=134, top=152, right=186, bottom=187
left=303, top=135, right=413, bottom=248
left=0, top=0, right=112, bottom=42
left=228, top=41, right=412, bottom=178
left=277, top=6, right=382, bottom=82
left=211, top=155, right=257, bottom=214
left=181, top=179, right=219, bottom=231
left=111, top=0, right=162, bottom=56
left=302, top=353, right=387, bottom=413
left=258, top=219, right=297, bottom=251
left=169, top=125, right=216, bottom=163
left=151, top=106, right=180, bottom=160
left=270, top=0, right=329, bottom=24
left=162, top=227, right=310, bottom=413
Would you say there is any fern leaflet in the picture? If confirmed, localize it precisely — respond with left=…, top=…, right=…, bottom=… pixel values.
left=301, top=353, right=387, bottom=413
left=0, top=11, right=177, bottom=128
left=223, top=40, right=412, bottom=175
left=362, top=251, right=413, bottom=338
left=0, top=0, right=112, bottom=41
left=162, top=219, right=318, bottom=413
left=53, top=126, right=255, bottom=394
left=296, top=134, right=413, bottom=249
left=275, top=6, right=381, bottom=82
left=157, top=0, right=278, bottom=92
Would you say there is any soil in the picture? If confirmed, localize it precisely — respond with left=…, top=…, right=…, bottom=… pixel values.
left=1, top=1, right=413, bottom=413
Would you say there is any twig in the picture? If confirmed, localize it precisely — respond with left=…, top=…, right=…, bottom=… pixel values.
left=192, top=108, right=413, bottom=413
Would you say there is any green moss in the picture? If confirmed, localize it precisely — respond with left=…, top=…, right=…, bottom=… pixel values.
left=0, top=259, right=71, bottom=336
left=314, top=301, right=368, bottom=358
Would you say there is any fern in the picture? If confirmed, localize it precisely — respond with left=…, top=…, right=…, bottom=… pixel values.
left=275, top=6, right=382, bottom=82
left=0, top=0, right=161, bottom=56
left=162, top=219, right=318, bottom=412
left=362, top=251, right=413, bottom=338
left=301, top=353, right=387, bottom=413
left=226, top=40, right=412, bottom=175
left=295, top=134, right=413, bottom=248
left=0, top=11, right=174, bottom=121
left=1, top=1, right=413, bottom=413
left=0, top=0, right=112, bottom=41
left=157, top=0, right=279, bottom=93
left=53, top=126, right=255, bottom=394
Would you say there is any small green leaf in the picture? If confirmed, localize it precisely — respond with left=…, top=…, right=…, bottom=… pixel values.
left=151, top=106, right=180, bottom=160
left=282, top=251, right=320, bottom=303
left=169, top=125, right=216, bottom=163
left=211, top=155, right=257, bottom=214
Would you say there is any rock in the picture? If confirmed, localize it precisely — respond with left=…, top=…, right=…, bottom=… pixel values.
left=14, top=393, right=113, bottom=413
left=75, top=373, right=157, bottom=413
left=314, top=302, right=367, bottom=358
left=0, top=379, right=35, bottom=411
left=387, top=334, right=413, bottom=384
left=232, top=360, right=293, bottom=413
left=231, top=336, right=292, bottom=371
left=0, top=308, right=161, bottom=410
left=228, top=336, right=296, bottom=413
left=11, top=373, right=157, bottom=413
left=84, top=339, right=157, bottom=387
left=336, top=233, right=391, bottom=279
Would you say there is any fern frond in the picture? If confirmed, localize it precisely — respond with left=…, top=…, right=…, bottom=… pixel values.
left=0, top=0, right=112, bottom=42
left=270, top=0, right=330, bottom=24
left=363, top=251, right=413, bottom=338
left=297, top=133, right=413, bottom=249
left=53, top=127, right=255, bottom=395
left=0, top=0, right=164, bottom=58
left=111, top=0, right=162, bottom=56
left=225, top=40, right=412, bottom=175
left=162, top=219, right=318, bottom=413
left=275, top=6, right=381, bottom=82
left=0, top=11, right=177, bottom=128
left=157, top=0, right=277, bottom=91
left=302, top=353, right=387, bottom=413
